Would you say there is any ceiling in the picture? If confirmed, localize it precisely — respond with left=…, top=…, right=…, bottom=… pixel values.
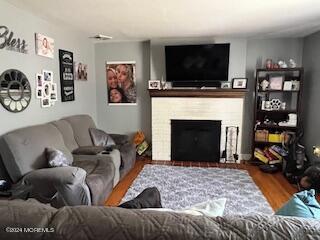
left=6, top=0, right=320, bottom=41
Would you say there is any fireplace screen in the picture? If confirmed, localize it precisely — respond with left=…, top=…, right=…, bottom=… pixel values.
left=171, top=120, right=221, bottom=162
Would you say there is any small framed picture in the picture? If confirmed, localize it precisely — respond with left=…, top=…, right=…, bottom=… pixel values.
left=36, top=73, right=43, bottom=87
left=221, top=82, right=231, bottom=89
left=232, top=78, right=247, bottom=89
left=148, top=80, right=161, bottom=90
left=50, top=83, right=58, bottom=101
left=269, top=75, right=284, bottom=90
left=42, top=70, right=53, bottom=82
left=36, top=87, right=42, bottom=99
left=42, top=82, right=51, bottom=98
left=41, top=98, right=50, bottom=108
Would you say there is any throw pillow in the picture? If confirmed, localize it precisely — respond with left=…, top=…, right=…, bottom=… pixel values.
left=89, top=128, right=115, bottom=147
left=275, top=189, right=320, bottom=219
left=72, top=146, right=106, bottom=155
left=46, top=147, right=71, bottom=167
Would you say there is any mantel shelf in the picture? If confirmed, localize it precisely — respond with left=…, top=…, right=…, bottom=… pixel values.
left=148, top=89, right=248, bottom=98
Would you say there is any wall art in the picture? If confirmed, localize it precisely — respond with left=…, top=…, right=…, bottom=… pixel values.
left=0, top=69, right=31, bottom=113
left=0, top=25, right=28, bottom=54
left=75, top=62, right=88, bottom=80
left=59, top=49, right=74, bottom=102
left=106, top=61, right=136, bottom=105
left=35, top=33, right=54, bottom=58
left=35, top=71, right=58, bottom=108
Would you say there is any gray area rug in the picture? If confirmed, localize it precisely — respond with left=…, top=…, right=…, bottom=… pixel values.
left=122, top=164, right=274, bottom=216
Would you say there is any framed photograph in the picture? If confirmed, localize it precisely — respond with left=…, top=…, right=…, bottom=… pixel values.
left=106, top=61, right=137, bottom=105
left=36, top=87, right=42, bottom=99
left=269, top=75, right=284, bottom=90
left=42, top=82, right=51, bottom=98
left=148, top=80, right=161, bottom=90
left=43, top=70, right=53, bottom=82
left=232, top=78, right=247, bottom=89
left=41, top=98, right=50, bottom=108
left=36, top=73, right=43, bottom=87
left=35, top=33, right=54, bottom=59
left=50, top=83, right=58, bottom=101
left=75, top=62, right=88, bottom=80
left=221, top=82, right=231, bottom=89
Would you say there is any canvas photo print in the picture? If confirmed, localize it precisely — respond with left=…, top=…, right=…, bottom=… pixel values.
left=35, top=33, right=54, bottom=59
left=106, top=61, right=136, bottom=104
left=75, top=62, right=88, bottom=80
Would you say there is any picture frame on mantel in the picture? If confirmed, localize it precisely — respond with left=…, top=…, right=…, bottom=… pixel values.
left=232, top=78, right=248, bottom=89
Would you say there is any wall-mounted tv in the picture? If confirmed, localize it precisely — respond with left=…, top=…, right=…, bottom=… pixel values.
left=165, top=43, right=230, bottom=87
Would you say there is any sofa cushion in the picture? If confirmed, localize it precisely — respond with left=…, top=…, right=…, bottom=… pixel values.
left=73, top=158, right=115, bottom=205
left=62, top=115, right=96, bottom=147
left=46, top=147, right=71, bottom=167
left=89, top=128, right=115, bottom=147
left=275, top=189, right=320, bottom=219
left=0, top=124, right=72, bottom=183
left=50, top=120, right=79, bottom=152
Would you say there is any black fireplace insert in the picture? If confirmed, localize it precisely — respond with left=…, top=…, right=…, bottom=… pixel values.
left=171, top=120, right=221, bottom=162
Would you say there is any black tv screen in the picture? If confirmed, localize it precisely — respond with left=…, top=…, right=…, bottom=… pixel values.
left=165, top=43, right=230, bottom=87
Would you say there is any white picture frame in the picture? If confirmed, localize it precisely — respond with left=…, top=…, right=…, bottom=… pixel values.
left=41, top=98, right=50, bottom=108
left=42, top=70, right=53, bottom=82
left=148, top=80, right=161, bottom=90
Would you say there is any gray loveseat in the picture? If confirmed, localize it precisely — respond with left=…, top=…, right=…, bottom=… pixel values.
left=0, top=115, right=136, bottom=207
left=0, top=199, right=319, bottom=240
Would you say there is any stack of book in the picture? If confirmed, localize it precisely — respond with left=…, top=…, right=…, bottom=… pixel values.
left=254, top=145, right=288, bottom=165
left=133, top=131, right=149, bottom=156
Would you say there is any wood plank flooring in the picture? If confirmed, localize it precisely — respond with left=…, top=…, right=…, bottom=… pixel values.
left=105, top=158, right=298, bottom=211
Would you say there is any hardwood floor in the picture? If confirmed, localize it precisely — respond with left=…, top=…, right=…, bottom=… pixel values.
left=105, top=158, right=298, bottom=211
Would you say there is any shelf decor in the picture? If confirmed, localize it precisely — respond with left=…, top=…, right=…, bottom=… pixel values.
left=252, top=68, right=304, bottom=161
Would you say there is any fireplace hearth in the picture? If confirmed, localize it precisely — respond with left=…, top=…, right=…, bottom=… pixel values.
left=171, top=120, right=221, bottom=162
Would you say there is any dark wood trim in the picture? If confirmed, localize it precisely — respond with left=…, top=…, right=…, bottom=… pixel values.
left=149, top=89, right=248, bottom=98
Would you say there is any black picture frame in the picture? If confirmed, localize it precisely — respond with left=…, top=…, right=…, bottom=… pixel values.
left=232, top=78, right=248, bottom=89
left=59, top=49, right=74, bottom=102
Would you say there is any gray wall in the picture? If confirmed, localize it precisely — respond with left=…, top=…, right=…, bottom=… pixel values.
left=302, top=31, right=320, bottom=164
left=95, top=41, right=151, bottom=140
left=0, top=1, right=97, bottom=136
left=245, top=38, right=304, bottom=154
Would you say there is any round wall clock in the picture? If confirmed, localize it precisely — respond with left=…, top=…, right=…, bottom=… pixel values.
left=0, top=69, right=31, bottom=113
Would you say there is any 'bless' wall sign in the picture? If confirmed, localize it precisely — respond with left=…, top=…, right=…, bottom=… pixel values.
left=0, top=25, right=28, bottom=54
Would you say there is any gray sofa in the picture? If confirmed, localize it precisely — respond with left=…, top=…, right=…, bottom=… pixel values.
left=0, top=199, right=319, bottom=240
left=0, top=115, right=136, bottom=207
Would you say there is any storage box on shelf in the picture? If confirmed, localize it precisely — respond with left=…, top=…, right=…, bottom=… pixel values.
left=252, top=68, right=303, bottom=165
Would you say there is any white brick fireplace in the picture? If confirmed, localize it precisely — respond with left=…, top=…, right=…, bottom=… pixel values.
left=150, top=90, right=246, bottom=161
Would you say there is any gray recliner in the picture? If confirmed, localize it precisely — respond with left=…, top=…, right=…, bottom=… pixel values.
left=0, top=115, right=136, bottom=207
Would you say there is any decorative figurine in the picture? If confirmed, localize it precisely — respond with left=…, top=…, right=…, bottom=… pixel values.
left=278, top=60, right=288, bottom=68
left=289, top=59, right=297, bottom=68
left=265, top=59, right=273, bottom=69
left=260, top=79, right=269, bottom=91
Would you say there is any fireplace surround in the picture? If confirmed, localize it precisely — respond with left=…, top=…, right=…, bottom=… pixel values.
left=149, top=89, right=246, bottom=162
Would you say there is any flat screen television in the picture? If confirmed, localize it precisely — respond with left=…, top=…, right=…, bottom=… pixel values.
left=165, top=43, right=230, bottom=87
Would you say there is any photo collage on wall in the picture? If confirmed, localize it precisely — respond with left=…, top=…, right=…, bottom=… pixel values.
left=35, top=70, right=58, bottom=108
left=106, top=61, right=137, bottom=105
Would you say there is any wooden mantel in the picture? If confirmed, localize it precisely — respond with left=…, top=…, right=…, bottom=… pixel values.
left=148, top=89, right=248, bottom=98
